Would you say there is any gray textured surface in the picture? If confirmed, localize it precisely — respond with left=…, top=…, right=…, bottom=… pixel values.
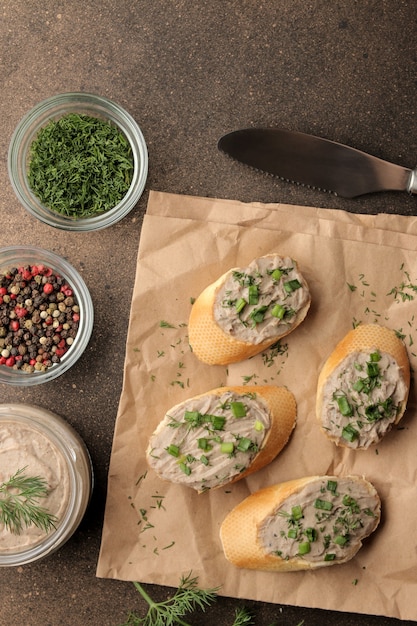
left=0, top=2, right=416, bottom=624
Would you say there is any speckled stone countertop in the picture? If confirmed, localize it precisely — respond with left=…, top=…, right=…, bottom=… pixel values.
left=0, top=2, right=416, bottom=625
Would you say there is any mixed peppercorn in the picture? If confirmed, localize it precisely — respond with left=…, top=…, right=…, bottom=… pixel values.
left=0, top=264, right=80, bottom=373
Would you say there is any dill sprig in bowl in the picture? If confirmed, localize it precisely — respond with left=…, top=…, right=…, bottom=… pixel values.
left=0, top=403, right=92, bottom=566
left=8, top=92, right=148, bottom=232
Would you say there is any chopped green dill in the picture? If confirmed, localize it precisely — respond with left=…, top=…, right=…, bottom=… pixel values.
left=241, top=374, right=258, bottom=385
left=135, top=471, right=148, bottom=486
left=28, top=113, right=133, bottom=218
left=160, top=320, right=176, bottom=328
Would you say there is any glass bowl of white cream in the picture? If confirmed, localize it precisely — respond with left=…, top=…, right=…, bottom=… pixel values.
left=0, top=403, right=93, bottom=566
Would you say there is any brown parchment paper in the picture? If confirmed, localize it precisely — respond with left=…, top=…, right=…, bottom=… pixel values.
left=97, top=191, right=417, bottom=621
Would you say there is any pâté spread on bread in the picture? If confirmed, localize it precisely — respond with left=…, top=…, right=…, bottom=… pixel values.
left=316, top=324, right=410, bottom=449
left=188, top=254, right=311, bottom=365
left=220, top=475, right=380, bottom=571
left=146, top=385, right=296, bottom=492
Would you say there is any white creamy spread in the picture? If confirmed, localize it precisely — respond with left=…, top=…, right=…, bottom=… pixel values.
left=147, top=390, right=271, bottom=491
left=0, top=421, right=70, bottom=552
left=258, top=477, right=380, bottom=564
left=320, top=349, right=407, bottom=449
left=214, top=256, right=310, bottom=344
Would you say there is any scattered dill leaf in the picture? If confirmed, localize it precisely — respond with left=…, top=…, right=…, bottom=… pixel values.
left=160, top=320, right=176, bottom=328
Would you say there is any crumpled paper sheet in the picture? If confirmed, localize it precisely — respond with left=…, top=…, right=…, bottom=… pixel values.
left=97, top=191, right=417, bottom=621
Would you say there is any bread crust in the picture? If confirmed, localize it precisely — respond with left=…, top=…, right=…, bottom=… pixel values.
left=316, top=324, right=410, bottom=447
left=220, top=475, right=380, bottom=571
left=146, top=385, right=296, bottom=491
left=188, top=254, right=311, bottom=365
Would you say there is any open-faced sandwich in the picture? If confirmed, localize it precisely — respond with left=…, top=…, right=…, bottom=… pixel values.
left=188, top=253, right=311, bottom=365
left=220, top=474, right=381, bottom=571
left=316, top=323, right=410, bottom=449
left=146, top=385, right=296, bottom=492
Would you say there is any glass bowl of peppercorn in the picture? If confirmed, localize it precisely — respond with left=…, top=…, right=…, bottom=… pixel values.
left=0, top=246, right=93, bottom=386
left=8, top=92, right=148, bottom=232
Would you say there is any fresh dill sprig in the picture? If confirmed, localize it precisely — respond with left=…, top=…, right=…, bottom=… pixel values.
left=122, top=572, right=219, bottom=626
left=0, top=467, right=57, bottom=535
left=233, top=606, right=255, bottom=625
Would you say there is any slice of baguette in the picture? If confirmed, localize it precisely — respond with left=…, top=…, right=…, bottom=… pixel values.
left=316, top=324, right=410, bottom=449
left=146, top=385, right=296, bottom=492
left=188, top=254, right=311, bottom=365
left=220, top=475, right=381, bottom=571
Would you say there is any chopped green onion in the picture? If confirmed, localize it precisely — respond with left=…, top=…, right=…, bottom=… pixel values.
left=236, top=437, right=252, bottom=452
left=314, top=499, right=333, bottom=511
left=335, top=534, right=349, bottom=546
left=324, top=553, right=336, bottom=561
left=179, top=462, right=191, bottom=475
left=288, top=529, right=298, bottom=539
left=291, top=505, right=303, bottom=520
left=198, top=438, right=211, bottom=451
left=166, top=444, right=180, bottom=457
left=184, top=410, right=200, bottom=423
left=200, top=455, right=209, bottom=466
left=208, top=415, right=226, bottom=430
left=326, top=480, right=338, bottom=493
left=305, top=527, right=317, bottom=542
left=271, top=303, right=286, bottom=319
left=353, top=379, right=365, bottom=392
left=220, top=442, right=234, bottom=455
left=284, top=279, right=302, bottom=293
left=367, top=361, right=380, bottom=378
left=342, top=424, right=359, bottom=442
left=248, top=284, right=259, bottom=305
left=250, top=305, right=268, bottom=325
left=271, top=268, right=283, bottom=281
left=231, top=401, right=247, bottom=418
left=254, top=419, right=265, bottom=432
left=298, top=541, right=311, bottom=555
left=235, top=298, right=247, bottom=314
left=370, top=351, right=381, bottom=362
left=336, top=394, right=353, bottom=416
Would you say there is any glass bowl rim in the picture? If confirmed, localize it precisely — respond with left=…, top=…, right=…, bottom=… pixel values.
left=7, top=91, right=148, bottom=232
left=0, top=245, right=93, bottom=386
left=0, top=403, right=93, bottom=566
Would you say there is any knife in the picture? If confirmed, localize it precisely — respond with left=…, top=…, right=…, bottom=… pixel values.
left=218, top=128, right=417, bottom=198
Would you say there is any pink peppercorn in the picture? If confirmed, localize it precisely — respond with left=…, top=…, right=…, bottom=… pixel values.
left=15, top=306, right=27, bottom=318
left=43, top=282, right=54, bottom=294
left=5, top=356, right=15, bottom=367
left=22, top=269, right=32, bottom=281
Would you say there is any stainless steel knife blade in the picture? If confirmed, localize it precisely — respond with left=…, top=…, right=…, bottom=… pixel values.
left=218, top=128, right=417, bottom=198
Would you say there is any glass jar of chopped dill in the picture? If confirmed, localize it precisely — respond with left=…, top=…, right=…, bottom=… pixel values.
left=28, top=113, right=134, bottom=219
left=8, top=93, right=148, bottom=232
